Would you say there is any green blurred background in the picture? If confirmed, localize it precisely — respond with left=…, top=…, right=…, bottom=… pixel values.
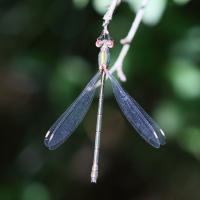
left=1, top=0, right=200, bottom=199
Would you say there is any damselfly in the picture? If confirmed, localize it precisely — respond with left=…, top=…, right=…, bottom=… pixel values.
left=44, top=34, right=166, bottom=183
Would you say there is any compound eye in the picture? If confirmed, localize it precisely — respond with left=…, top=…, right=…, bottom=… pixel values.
left=96, top=40, right=102, bottom=47
left=107, top=40, right=114, bottom=48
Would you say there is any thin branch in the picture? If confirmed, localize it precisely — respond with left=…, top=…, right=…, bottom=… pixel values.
left=120, top=0, right=149, bottom=44
left=109, top=0, right=149, bottom=82
left=96, top=0, right=149, bottom=88
left=103, top=0, right=119, bottom=21
left=102, top=0, right=121, bottom=36
left=109, top=44, right=130, bottom=81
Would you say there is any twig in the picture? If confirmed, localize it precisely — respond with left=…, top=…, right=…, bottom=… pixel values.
left=110, top=0, right=149, bottom=82
left=102, top=0, right=121, bottom=36
left=96, top=0, right=149, bottom=88
left=120, top=0, right=149, bottom=44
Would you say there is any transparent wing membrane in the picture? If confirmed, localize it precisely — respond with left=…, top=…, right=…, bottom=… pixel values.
left=45, top=71, right=101, bottom=150
left=106, top=69, right=165, bottom=148
left=45, top=69, right=165, bottom=150
left=125, top=92, right=166, bottom=145
left=44, top=35, right=166, bottom=184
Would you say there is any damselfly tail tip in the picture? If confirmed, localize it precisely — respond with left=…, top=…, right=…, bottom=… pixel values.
left=91, top=164, right=98, bottom=183
left=91, top=177, right=97, bottom=183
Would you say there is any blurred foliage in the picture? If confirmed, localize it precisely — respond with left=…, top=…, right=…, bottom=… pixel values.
left=0, top=0, right=200, bottom=199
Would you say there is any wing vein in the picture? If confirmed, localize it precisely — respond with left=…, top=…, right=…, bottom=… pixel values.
left=45, top=71, right=101, bottom=150
left=106, top=69, right=165, bottom=148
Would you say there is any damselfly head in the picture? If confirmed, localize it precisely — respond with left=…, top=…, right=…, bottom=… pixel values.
left=96, top=39, right=114, bottom=49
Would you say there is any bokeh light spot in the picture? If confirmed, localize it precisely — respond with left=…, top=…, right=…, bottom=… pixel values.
left=167, top=59, right=200, bottom=100
left=72, top=0, right=89, bottom=9
left=48, top=57, right=92, bottom=108
left=92, top=0, right=112, bottom=15
left=171, top=27, right=200, bottom=62
left=22, top=182, right=50, bottom=200
left=16, top=144, right=45, bottom=176
left=153, top=101, right=182, bottom=137
left=173, top=0, right=191, bottom=5
left=179, top=127, right=200, bottom=155
left=57, top=57, right=92, bottom=85
left=128, top=0, right=167, bottom=26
